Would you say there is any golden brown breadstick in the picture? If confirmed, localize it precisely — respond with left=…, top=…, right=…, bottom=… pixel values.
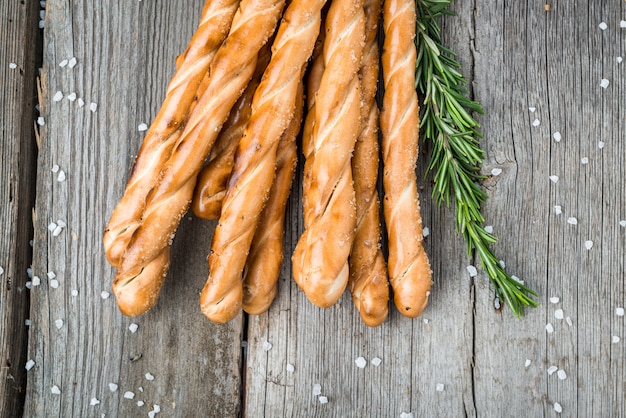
left=103, top=0, right=240, bottom=267
left=380, top=0, right=432, bottom=318
left=112, top=0, right=286, bottom=317
left=200, top=0, right=327, bottom=323
left=191, top=43, right=272, bottom=220
left=291, top=0, right=365, bottom=309
left=242, top=84, right=304, bottom=315
left=348, top=0, right=389, bottom=327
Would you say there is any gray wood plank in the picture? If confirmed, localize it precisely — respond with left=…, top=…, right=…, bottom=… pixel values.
left=24, top=1, right=242, bottom=417
left=0, top=0, right=41, bottom=416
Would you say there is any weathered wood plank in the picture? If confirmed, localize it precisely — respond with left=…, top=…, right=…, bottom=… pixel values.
left=0, top=1, right=41, bottom=416
left=25, top=1, right=242, bottom=417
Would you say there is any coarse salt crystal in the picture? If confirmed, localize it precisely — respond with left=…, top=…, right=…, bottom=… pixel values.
left=138, top=386, right=144, bottom=392
left=67, top=92, right=77, bottom=101
left=620, top=221, right=626, bottom=228
left=528, top=107, right=536, bottom=112
left=318, top=396, right=328, bottom=404
left=511, top=275, right=523, bottom=284
left=100, top=291, right=110, bottom=299
left=585, top=240, right=593, bottom=250
left=47, top=271, right=56, bottom=279
left=532, top=119, right=540, bottom=127
left=422, top=227, right=429, bottom=238
left=129, top=323, right=139, bottom=333
left=78, top=98, right=85, bottom=107
left=313, top=383, right=322, bottom=396
left=546, top=323, right=554, bottom=333
left=494, top=297, right=501, bottom=309
left=599, top=22, right=608, bottom=30
left=145, top=372, right=154, bottom=381
left=553, top=132, right=562, bottom=142
left=48, top=222, right=57, bottom=231
left=57, top=219, right=66, bottom=228
left=550, top=296, right=560, bottom=304
left=616, top=307, right=625, bottom=316
left=581, top=157, right=589, bottom=164
left=137, top=401, right=145, bottom=407
left=286, top=363, right=295, bottom=373
left=90, top=398, right=100, bottom=406
left=53, top=91, right=63, bottom=101
left=371, top=357, right=382, bottom=366
left=39, top=20, right=44, bottom=29
left=71, top=289, right=78, bottom=296
left=25, top=319, right=30, bottom=326
left=549, top=175, right=559, bottom=183
left=554, top=402, right=563, bottom=413
left=9, top=62, right=17, bottom=69
left=566, top=316, right=573, bottom=326
left=262, top=341, right=272, bottom=351
left=0, top=267, right=3, bottom=276
left=355, top=357, right=367, bottom=368
left=524, top=359, right=531, bottom=368
left=51, top=385, right=61, bottom=395
left=124, top=391, right=135, bottom=399
left=109, top=383, right=118, bottom=392
left=557, top=369, right=567, bottom=380
left=491, top=168, right=503, bottom=176
left=436, top=383, right=445, bottom=392
left=484, top=225, right=493, bottom=233
left=25, top=281, right=32, bottom=289
left=89, top=102, right=97, bottom=112
left=423, top=318, right=429, bottom=324
left=567, top=217, right=578, bottom=225
left=612, top=335, right=621, bottom=343
left=620, top=20, right=626, bottom=28
left=32, top=276, right=41, bottom=286
left=55, top=319, right=63, bottom=329
left=554, top=206, right=562, bottom=215
left=57, top=170, right=66, bottom=182
left=598, top=141, right=605, bottom=149
left=554, top=309, right=564, bottom=319
left=68, top=57, right=77, bottom=68
left=466, top=265, right=478, bottom=277
left=400, top=413, right=414, bottom=418
left=59, top=59, right=68, bottom=67
left=52, top=226, right=63, bottom=236
left=617, top=57, right=623, bottom=64
left=499, top=260, right=506, bottom=268
left=547, top=365, right=558, bottom=375
left=51, top=164, right=59, bottom=173
left=25, top=359, right=35, bottom=371
left=600, top=79, right=609, bottom=89
left=138, top=123, right=148, bottom=132
left=50, top=279, right=59, bottom=289
left=37, top=116, right=45, bottom=126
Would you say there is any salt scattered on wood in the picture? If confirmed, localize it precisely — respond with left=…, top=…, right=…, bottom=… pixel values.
left=599, top=22, right=608, bottom=30
left=598, top=141, right=605, bottom=149
left=618, top=57, right=623, bottom=64
left=581, top=157, right=589, bottom=164
left=145, top=372, right=155, bottom=381
left=313, top=383, right=322, bottom=396
left=262, top=341, right=272, bottom=351
left=50, top=279, right=59, bottom=289
left=71, top=289, right=78, bottom=296
left=600, top=79, right=610, bottom=89
left=32, top=276, right=41, bottom=286
left=612, top=335, right=621, bottom=343
left=0, top=267, right=3, bottom=276
left=436, top=383, right=445, bottom=392
left=137, top=401, right=145, bottom=407
left=51, top=385, right=61, bottom=395
left=90, top=398, right=100, bottom=406
left=553, top=132, right=562, bottom=142
left=138, top=123, right=148, bottom=132
left=554, top=402, right=563, bottom=413
left=567, top=217, right=578, bottom=225
left=528, top=107, right=536, bottom=112
left=68, top=57, right=77, bottom=68
left=55, top=319, right=63, bottom=329
left=67, top=92, right=77, bottom=101
left=78, top=98, right=85, bottom=107
left=616, top=307, right=625, bottom=317
left=547, top=365, right=558, bottom=375
left=100, top=291, right=110, bottom=299
left=546, top=323, right=554, bottom=333
left=532, top=119, right=540, bottom=127
left=9, top=63, right=17, bottom=69
left=108, top=383, right=118, bottom=392
left=557, top=369, right=567, bottom=380
left=286, top=363, right=295, bottom=373
left=525, top=359, right=531, bottom=368
left=355, top=357, right=367, bottom=368
left=620, top=20, right=626, bottom=28
left=124, top=391, right=135, bottom=399
left=484, top=225, right=493, bottom=233
left=566, top=316, right=573, bottom=327
left=371, top=357, right=382, bottom=366
left=550, top=296, right=560, bottom=304
left=491, top=168, right=503, bottom=176
left=422, top=227, right=429, bottom=238
left=25, top=359, right=35, bottom=371
left=549, top=175, right=559, bottom=183
left=620, top=221, right=626, bottom=228
left=318, top=396, right=328, bottom=404
left=37, top=116, right=45, bottom=126
left=554, top=309, right=564, bottom=319
left=466, top=265, right=478, bottom=277
left=57, top=170, right=66, bottom=182
left=129, top=323, right=139, bottom=333
left=59, top=59, right=68, bottom=67
left=554, top=206, right=562, bottom=215
left=400, top=413, right=414, bottom=418
left=584, top=240, right=593, bottom=250
left=53, top=91, right=63, bottom=101
left=89, top=102, right=98, bottom=112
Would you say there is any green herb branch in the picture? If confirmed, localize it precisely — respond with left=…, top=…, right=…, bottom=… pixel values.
left=415, top=0, right=539, bottom=317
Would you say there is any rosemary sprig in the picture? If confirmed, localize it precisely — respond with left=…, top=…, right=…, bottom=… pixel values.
left=415, top=0, right=539, bottom=317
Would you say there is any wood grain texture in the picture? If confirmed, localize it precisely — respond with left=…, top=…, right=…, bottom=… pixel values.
left=0, top=1, right=41, bottom=416
left=24, top=1, right=242, bottom=417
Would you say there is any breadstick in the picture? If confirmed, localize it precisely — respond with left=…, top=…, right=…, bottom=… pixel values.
left=191, top=43, right=272, bottom=220
left=380, top=0, right=432, bottom=317
left=291, top=0, right=365, bottom=308
left=200, top=0, right=327, bottom=323
left=242, top=83, right=304, bottom=315
left=112, top=0, right=286, bottom=316
left=348, top=0, right=388, bottom=327
left=104, top=0, right=240, bottom=267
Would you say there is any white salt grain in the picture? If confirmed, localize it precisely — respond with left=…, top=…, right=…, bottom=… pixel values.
left=51, top=385, right=61, bottom=395
left=67, top=92, right=77, bottom=101
left=59, top=59, right=68, bottom=67
left=612, top=335, right=621, bottom=344
left=318, top=396, right=328, bottom=404
left=549, top=175, right=559, bottom=183
left=25, top=282, right=32, bottom=289
left=57, top=170, right=66, bottom=182
left=524, top=359, right=531, bottom=368
left=55, top=319, right=63, bottom=329
left=585, top=240, right=593, bottom=250
left=138, top=123, right=148, bottom=132
left=9, top=62, right=17, bottom=69
left=124, top=391, right=135, bottom=399
left=581, top=157, right=589, bottom=164
left=466, top=265, right=478, bottom=277
left=25, top=359, right=35, bottom=371
left=78, top=98, right=85, bottom=107
left=129, top=323, right=139, bottom=333
left=47, top=271, right=56, bottom=279
left=553, top=132, right=562, bottom=142
left=567, top=217, right=578, bottom=225
left=554, top=309, right=564, bottom=320
left=48, top=222, right=57, bottom=231
left=600, top=79, right=609, bottom=89
left=499, top=260, right=506, bottom=268
left=355, top=357, right=367, bottom=368
left=485, top=225, right=493, bottom=234
left=100, top=291, right=110, bottom=299
left=51, top=164, right=59, bottom=173
left=145, top=372, right=155, bottom=381
left=599, top=22, right=608, bottom=30
left=262, top=341, right=272, bottom=351
left=53, top=91, right=63, bottom=102
left=616, top=307, right=625, bottom=317
left=554, top=402, right=563, bottom=413
left=89, top=102, right=98, bottom=112
left=0, top=267, right=3, bottom=276
left=546, top=323, right=554, bottom=334
left=32, top=276, right=41, bottom=286
left=286, top=363, right=295, bottom=373
left=620, top=221, right=626, bottom=228
left=371, top=357, right=382, bottom=367
left=108, top=383, right=118, bottom=392
left=422, top=227, right=429, bottom=238
left=566, top=316, right=573, bottom=326
left=57, top=219, right=66, bottom=228
left=491, top=168, right=503, bottom=176
left=436, top=383, right=445, bottom=392
left=52, top=226, right=63, bottom=236
left=312, top=384, right=322, bottom=396
left=400, top=413, right=414, bottom=418
left=550, top=296, right=560, bottom=304
left=39, top=20, right=44, bottom=29
left=37, top=116, right=45, bottom=126
left=528, top=107, right=536, bottom=113
left=554, top=206, right=562, bottom=215
left=598, top=141, right=605, bottom=149
left=557, top=369, right=567, bottom=380
left=547, top=365, right=558, bottom=375
left=137, top=401, right=145, bottom=407
left=138, top=386, right=144, bottom=392
left=532, top=119, right=540, bottom=127
left=68, top=57, right=77, bottom=68
left=71, top=289, right=78, bottom=296
left=50, top=279, right=59, bottom=289
left=620, top=20, right=626, bottom=28
left=423, top=318, right=430, bottom=324
left=617, top=57, right=623, bottom=64
left=494, top=297, right=501, bottom=310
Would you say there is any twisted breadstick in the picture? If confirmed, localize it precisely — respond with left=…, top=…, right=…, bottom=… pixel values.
left=348, top=0, right=388, bottom=327
left=242, top=84, right=304, bottom=315
left=291, top=0, right=365, bottom=308
left=200, top=0, right=327, bottom=323
left=191, top=43, right=272, bottom=220
left=112, top=0, right=286, bottom=316
left=104, top=0, right=240, bottom=267
left=380, top=0, right=432, bottom=317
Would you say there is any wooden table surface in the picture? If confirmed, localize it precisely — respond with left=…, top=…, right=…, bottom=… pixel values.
left=2, top=1, right=625, bottom=417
